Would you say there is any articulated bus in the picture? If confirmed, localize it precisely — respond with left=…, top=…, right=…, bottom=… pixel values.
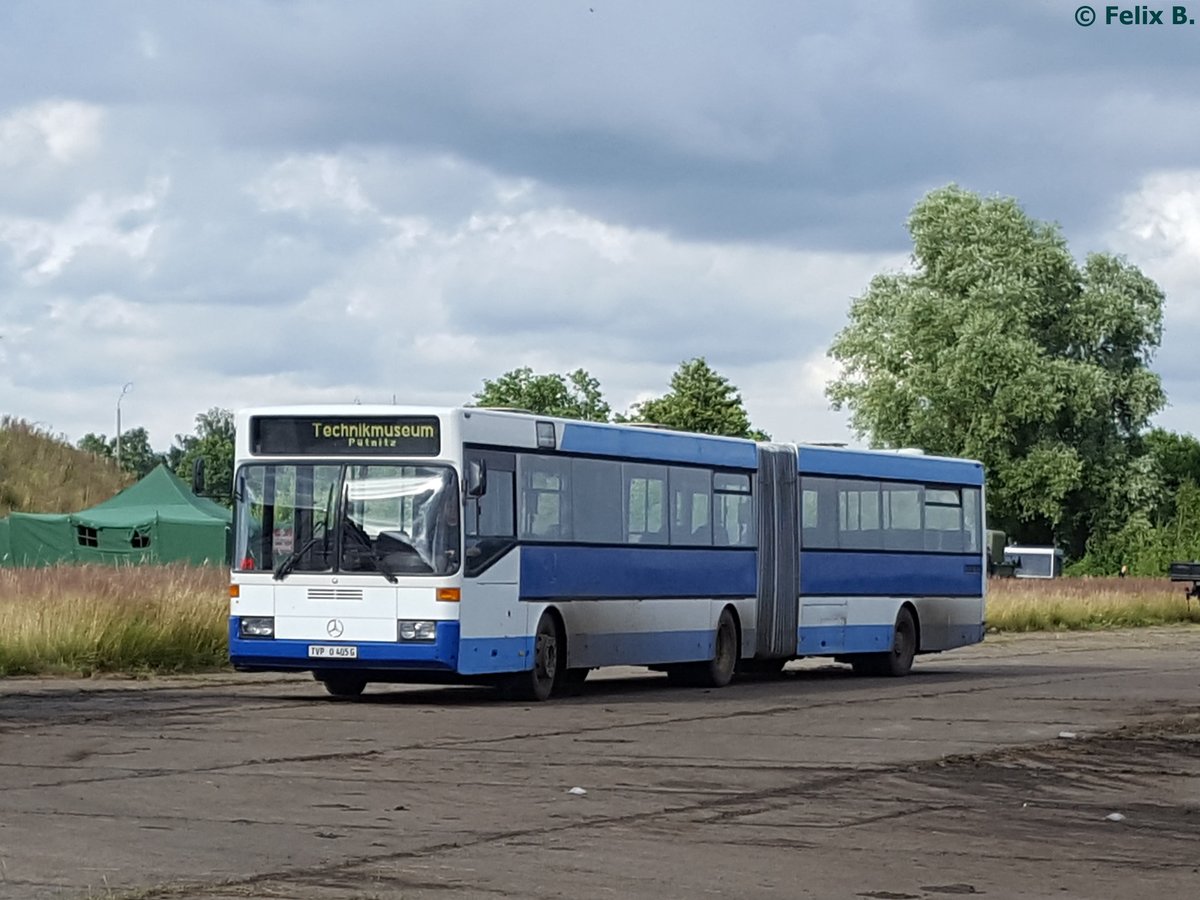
left=228, top=406, right=986, bottom=700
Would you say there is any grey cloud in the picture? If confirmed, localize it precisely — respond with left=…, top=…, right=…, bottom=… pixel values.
left=6, top=2, right=1196, bottom=249
left=3, top=0, right=1199, bottom=445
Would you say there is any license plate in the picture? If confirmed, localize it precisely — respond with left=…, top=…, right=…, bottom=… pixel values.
left=308, top=645, right=358, bottom=659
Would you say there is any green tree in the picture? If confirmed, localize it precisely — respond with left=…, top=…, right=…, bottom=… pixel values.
left=171, top=408, right=235, bottom=505
left=472, top=368, right=611, bottom=421
left=826, top=185, right=1166, bottom=557
left=621, top=357, right=770, bottom=440
left=1143, top=429, right=1200, bottom=522
left=78, top=433, right=113, bottom=459
left=77, top=427, right=165, bottom=478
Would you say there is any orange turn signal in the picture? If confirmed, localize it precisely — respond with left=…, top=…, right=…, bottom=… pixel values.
left=436, top=588, right=461, bottom=602
left=229, top=584, right=240, bottom=598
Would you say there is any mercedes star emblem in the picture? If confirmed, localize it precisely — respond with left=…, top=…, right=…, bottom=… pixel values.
left=326, top=618, right=344, bottom=638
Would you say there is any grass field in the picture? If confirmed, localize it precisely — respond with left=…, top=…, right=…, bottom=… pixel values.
left=0, top=565, right=227, bottom=677
left=1, top=566, right=1198, bottom=677
left=985, top=575, right=1200, bottom=630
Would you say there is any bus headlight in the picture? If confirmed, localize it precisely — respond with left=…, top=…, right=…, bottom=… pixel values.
left=240, top=616, right=275, bottom=638
left=398, top=620, right=437, bottom=641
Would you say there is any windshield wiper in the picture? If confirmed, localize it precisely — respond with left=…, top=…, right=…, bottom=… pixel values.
left=273, top=525, right=327, bottom=581
left=374, top=554, right=399, bottom=584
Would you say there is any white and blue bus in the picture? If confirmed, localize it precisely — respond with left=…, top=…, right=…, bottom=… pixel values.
left=228, top=406, right=986, bottom=700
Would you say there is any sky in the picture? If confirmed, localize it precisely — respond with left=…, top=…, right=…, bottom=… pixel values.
left=2, top=0, right=1199, bottom=450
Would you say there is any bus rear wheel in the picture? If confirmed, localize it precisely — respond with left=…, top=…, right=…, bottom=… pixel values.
left=852, top=607, right=917, bottom=677
left=705, top=608, right=739, bottom=687
left=505, top=612, right=562, bottom=702
left=319, top=671, right=367, bottom=698
left=668, top=608, right=739, bottom=688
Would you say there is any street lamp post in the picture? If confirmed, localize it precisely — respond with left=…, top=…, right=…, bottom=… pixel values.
left=116, top=382, right=133, bottom=471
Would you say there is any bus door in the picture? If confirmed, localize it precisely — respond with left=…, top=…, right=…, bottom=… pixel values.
left=458, top=450, right=525, bottom=674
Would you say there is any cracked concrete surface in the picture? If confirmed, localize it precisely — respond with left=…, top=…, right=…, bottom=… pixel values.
left=0, top=628, right=1198, bottom=899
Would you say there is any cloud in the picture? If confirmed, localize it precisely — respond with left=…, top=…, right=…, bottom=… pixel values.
left=0, top=177, right=166, bottom=283
left=1102, top=169, right=1200, bottom=436
left=2, top=2, right=1199, bottom=452
left=1113, top=170, right=1200, bottom=323
left=1, top=137, right=893, bottom=447
left=0, top=99, right=104, bottom=167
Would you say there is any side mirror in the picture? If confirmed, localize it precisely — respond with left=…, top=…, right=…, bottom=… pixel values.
left=466, top=459, right=487, bottom=497
left=192, top=457, right=206, bottom=495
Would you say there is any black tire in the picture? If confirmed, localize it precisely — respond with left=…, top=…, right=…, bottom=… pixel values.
left=701, top=608, right=739, bottom=688
left=506, top=613, right=562, bottom=702
left=851, top=607, right=917, bottom=677
left=319, top=672, right=367, bottom=698
left=883, top=606, right=918, bottom=676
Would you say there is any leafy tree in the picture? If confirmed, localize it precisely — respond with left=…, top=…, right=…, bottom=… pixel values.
left=1143, top=429, right=1200, bottom=522
left=171, top=408, right=235, bottom=505
left=77, top=427, right=165, bottom=478
left=826, top=185, right=1166, bottom=557
left=116, top=427, right=165, bottom=478
left=621, top=357, right=770, bottom=440
left=78, top=433, right=113, bottom=459
left=472, top=368, right=611, bottom=421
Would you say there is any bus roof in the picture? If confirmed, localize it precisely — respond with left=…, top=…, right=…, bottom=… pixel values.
left=795, top=444, right=984, bottom=486
left=235, top=406, right=984, bottom=482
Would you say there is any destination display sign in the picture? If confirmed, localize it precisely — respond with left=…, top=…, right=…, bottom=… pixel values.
left=250, top=416, right=441, bottom=456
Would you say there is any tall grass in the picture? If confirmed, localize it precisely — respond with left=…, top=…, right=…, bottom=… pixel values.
left=0, top=416, right=132, bottom=515
left=2, top=567, right=1198, bottom=678
left=986, top=576, right=1200, bottom=631
left=0, top=564, right=228, bottom=677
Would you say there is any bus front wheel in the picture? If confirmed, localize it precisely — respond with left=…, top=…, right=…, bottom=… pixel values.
left=505, top=612, right=562, bottom=702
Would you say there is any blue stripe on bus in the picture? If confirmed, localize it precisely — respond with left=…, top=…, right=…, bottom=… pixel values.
left=797, top=446, right=984, bottom=485
left=458, top=635, right=536, bottom=675
left=800, top=551, right=983, bottom=597
left=519, top=545, right=757, bottom=599
left=559, top=421, right=758, bottom=468
left=798, top=623, right=894, bottom=656
left=228, top=618, right=460, bottom=670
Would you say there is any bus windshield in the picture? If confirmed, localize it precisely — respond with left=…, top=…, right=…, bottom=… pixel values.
left=235, top=463, right=460, bottom=577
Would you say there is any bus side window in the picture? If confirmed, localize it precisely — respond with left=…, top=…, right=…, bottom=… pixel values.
left=800, top=477, right=838, bottom=549
left=468, top=469, right=515, bottom=538
left=518, top=455, right=572, bottom=541
left=713, top=472, right=753, bottom=547
left=962, top=488, right=981, bottom=552
left=464, top=452, right=516, bottom=577
left=623, top=463, right=668, bottom=544
left=572, top=458, right=622, bottom=543
left=669, top=466, right=711, bottom=546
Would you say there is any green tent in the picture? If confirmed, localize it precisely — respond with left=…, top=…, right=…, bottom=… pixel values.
left=0, top=465, right=230, bottom=567
left=0, top=512, right=75, bottom=567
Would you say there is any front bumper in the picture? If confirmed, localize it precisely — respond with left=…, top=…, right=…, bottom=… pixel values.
left=228, top=617, right=460, bottom=672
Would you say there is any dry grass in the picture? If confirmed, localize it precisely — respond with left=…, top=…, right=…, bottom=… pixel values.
left=986, top=576, right=1200, bottom=631
left=2, top=566, right=1199, bottom=678
left=0, top=416, right=132, bottom=515
left=0, top=564, right=228, bottom=676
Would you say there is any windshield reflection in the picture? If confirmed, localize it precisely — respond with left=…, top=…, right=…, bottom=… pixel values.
left=234, top=463, right=460, bottom=577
